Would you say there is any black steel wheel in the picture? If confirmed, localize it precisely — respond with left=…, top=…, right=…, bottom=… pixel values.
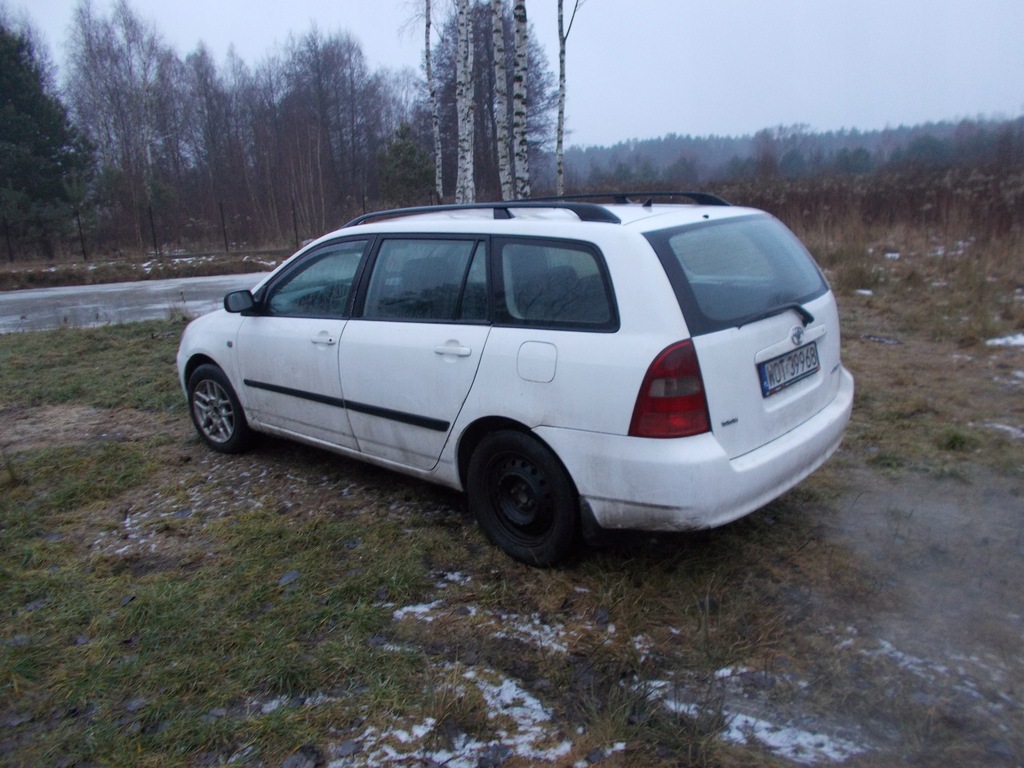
left=467, top=430, right=579, bottom=566
left=187, top=364, right=253, bottom=454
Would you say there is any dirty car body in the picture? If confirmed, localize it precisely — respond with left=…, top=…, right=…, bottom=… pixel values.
left=177, top=195, right=854, bottom=565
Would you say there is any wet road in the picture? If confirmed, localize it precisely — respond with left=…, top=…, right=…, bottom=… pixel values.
left=0, top=272, right=270, bottom=333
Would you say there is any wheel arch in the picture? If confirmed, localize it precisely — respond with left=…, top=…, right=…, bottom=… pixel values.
left=183, top=353, right=220, bottom=387
left=456, top=416, right=578, bottom=496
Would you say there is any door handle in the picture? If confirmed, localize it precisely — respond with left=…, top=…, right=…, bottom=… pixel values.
left=311, top=332, right=337, bottom=345
left=434, top=343, right=472, bottom=357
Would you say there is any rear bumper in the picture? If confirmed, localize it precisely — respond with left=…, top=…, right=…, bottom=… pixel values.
left=536, top=366, right=854, bottom=531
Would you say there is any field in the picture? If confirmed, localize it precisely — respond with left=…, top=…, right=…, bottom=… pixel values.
left=1, top=218, right=1023, bottom=766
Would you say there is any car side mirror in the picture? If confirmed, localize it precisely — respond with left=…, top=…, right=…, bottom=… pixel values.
left=224, top=290, right=256, bottom=314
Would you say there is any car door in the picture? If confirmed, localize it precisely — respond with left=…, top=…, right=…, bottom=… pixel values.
left=235, top=238, right=369, bottom=450
left=339, top=236, right=490, bottom=470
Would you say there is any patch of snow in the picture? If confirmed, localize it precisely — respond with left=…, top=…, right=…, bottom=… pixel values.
left=435, top=571, right=471, bottom=587
left=884, top=252, right=900, bottom=261
left=983, top=422, right=1024, bottom=440
left=392, top=600, right=444, bottom=622
left=855, top=289, right=874, bottom=297
left=656, top=687, right=867, bottom=766
left=492, top=613, right=571, bottom=654
left=332, top=665, right=573, bottom=767
left=986, top=333, right=1024, bottom=347
left=714, top=666, right=753, bottom=680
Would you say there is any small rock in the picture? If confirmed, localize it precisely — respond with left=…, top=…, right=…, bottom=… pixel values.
left=335, top=740, right=361, bottom=757
left=1, top=712, right=33, bottom=728
left=696, top=596, right=719, bottom=614
left=987, top=739, right=1016, bottom=759
left=24, top=598, right=48, bottom=612
left=120, top=594, right=136, bottom=607
left=281, top=743, right=322, bottom=768
left=476, top=743, right=512, bottom=767
left=125, top=698, right=147, bottom=713
left=741, top=671, right=776, bottom=690
left=278, top=569, right=301, bottom=587
left=593, top=607, right=610, bottom=628
left=586, top=747, right=606, bottom=764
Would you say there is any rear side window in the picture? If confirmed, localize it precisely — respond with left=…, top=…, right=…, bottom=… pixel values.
left=645, top=215, right=827, bottom=336
left=495, top=238, right=617, bottom=330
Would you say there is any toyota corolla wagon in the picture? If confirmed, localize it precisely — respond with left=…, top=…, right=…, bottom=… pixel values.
left=177, top=193, right=854, bottom=565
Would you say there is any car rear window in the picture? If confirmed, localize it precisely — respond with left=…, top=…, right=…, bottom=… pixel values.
left=644, top=215, right=827, bottom=336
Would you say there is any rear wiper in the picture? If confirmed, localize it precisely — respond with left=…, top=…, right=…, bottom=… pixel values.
left=736, top=303, right=814, bottom=329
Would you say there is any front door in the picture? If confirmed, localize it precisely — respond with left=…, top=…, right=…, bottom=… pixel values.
left=236, top=238, right=368, bottom=449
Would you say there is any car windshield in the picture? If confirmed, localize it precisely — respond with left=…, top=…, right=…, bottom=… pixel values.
left=644, top=215, right=827, bottom=336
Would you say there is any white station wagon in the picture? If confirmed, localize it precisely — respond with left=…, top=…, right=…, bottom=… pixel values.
left=177, top=194, right=854, bottom=565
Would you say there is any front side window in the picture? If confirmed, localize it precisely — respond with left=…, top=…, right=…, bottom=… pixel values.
left=363, top=238, right=483, bottom=321
left=265, top=239, right=368, bottom=318
left=495, top=238, right=616, bottom=330
left=645, top=215, right=827, bottom=336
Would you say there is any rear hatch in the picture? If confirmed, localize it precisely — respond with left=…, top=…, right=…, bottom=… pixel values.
left=644, top=214, right=842, bottom=459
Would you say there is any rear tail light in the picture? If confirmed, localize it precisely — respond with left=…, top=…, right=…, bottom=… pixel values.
left=629, top=340, right=711, bottom=438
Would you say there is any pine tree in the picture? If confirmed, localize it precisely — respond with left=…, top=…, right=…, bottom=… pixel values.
left=0, top=23, right=91, bottom=258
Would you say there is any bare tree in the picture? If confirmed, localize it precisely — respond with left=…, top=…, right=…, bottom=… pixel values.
left=424, top=0, right=443, bottom=201
left=556, top=0, right=585, bottom=196
left=491, top=0, right=513, bottom=199
left=511, top=0, right=529, bottom=198
left=66, top=0, right=174, bottom=247
left=455, top=0, right=475, bottom=202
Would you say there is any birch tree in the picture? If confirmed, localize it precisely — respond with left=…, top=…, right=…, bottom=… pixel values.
left=491, top=0, right=513, bottom=199
left=556, top=0, right=585, bottom=196
left=454, top=0, right=475, bottom=203
left=511, top=0, right=530, bottom=198
left=424, top=0, right=443, bottom=201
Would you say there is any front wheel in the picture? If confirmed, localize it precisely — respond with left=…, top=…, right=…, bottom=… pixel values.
left=187, top=364, right=253, bottom=454
left=467, top=431, right=579, bottom=566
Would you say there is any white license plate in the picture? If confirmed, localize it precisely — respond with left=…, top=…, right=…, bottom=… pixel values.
left=758, top=342, right=820, bottom=397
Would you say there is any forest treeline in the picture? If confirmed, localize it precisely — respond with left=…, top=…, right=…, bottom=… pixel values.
left=2, top=0, right=1022, bottom=262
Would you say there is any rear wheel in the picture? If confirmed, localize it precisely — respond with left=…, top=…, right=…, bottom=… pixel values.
left=187, top=364, right=253, bottom=454
left=467, top=431, right=579, bottom=566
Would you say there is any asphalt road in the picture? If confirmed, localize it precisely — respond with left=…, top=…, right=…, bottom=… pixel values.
left=0, top=272, right=270, bottom=333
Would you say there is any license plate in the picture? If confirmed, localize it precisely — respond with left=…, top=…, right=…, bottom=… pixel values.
left=758, top=342, right=820, bottom=397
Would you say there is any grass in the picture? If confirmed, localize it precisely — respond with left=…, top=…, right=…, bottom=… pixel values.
left=1, top=217, right=1022, bottom=765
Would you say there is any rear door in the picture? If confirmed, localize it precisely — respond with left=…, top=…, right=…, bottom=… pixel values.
left=645, top=215, right=842, bottom=459
left=338, top=237, right=490, bottom=469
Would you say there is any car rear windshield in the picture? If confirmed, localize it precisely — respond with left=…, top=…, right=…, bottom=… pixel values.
left=644, top=215, right=828, bottom=336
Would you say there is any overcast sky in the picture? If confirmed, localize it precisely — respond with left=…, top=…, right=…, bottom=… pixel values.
left=12, top=0, right=1024, bottom=147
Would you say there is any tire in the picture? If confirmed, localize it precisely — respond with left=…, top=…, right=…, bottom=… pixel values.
left=187, top=364, right=253, bottom=454
left=467, top=430, right=579, bottom=566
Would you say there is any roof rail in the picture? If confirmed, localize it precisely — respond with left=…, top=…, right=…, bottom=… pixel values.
left=343, top=201, right=621, bottom=228
left=529, top=191, right=731, bottom=207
